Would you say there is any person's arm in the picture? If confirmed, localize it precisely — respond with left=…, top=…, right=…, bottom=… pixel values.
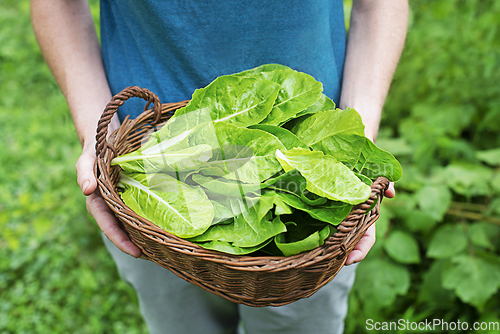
left=31, top=0, right=142, bottom=257
left=340, top=0, right=408, bottom=265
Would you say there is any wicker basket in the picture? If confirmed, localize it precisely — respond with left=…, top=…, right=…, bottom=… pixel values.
left=94, top=86, right=389, bottom=307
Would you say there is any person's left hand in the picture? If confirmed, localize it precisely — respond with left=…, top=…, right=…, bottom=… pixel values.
left=345, top=183, right=395, bottom=265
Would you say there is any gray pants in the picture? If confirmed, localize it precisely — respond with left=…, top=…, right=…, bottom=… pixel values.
left=103, top=235, right=357, bottom=334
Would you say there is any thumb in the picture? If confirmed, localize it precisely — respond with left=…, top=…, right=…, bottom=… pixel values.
left=76, top=148, right=98, bottom=196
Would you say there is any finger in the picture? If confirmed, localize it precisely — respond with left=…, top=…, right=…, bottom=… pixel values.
left=76, top=149, right=98, bottom=196
left=384, top=182, right=396, bottom=199
left=87, top=192, right=142, bottom=258
left=345, top=224, right=376, bottom=265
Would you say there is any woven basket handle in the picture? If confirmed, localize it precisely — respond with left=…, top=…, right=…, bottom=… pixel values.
left=95, top=86, right=161, bottom=156
left=337, top=176, right=389, bottom=252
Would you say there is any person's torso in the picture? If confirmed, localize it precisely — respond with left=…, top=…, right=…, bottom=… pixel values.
left=99, top=0, right=347, bottom=120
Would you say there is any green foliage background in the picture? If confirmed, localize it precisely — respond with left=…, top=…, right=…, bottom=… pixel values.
left=345, top=1, right=500, bottom=333
left=1, top=1, right=499, bottom=333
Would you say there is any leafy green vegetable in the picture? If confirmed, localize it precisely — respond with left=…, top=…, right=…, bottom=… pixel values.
left=210, top=201, right=235, bottom=225
left=293, top=93, right=336, bottom=119
left=260, top=171, right=352, bottom=224
left=118, top=173, right=214, bottom=238
left=113, top=64, right=402, bottom=256
left=275, top=148, right=371, bottom=205
left=275, top=225, right=332, bottom=256
left=355, top=137, right=403, bottom=182
left=192, top=173, right=260, bottom=198
left=193, top=240, right=272, bottom=255
left=139, top=116, right=217, bottom=154
left=231, top=206, right=287, bottom=248
left=291, top=108, right=365, bottom=147
left=276, top=192, right=352, bottom=225
left=354, top=172, right=373, bottom=186
left=187, top=221, right=236, bottom=243
left=248, top=124, right=308, bottom=150
left=10, top=0, right=500, bottom=330
left=173, top=122, right=287, bottom=184
left=173, top=75, right=281, bottom=127
left=287, top=108, right=400, bottom=178
left=111, top=144, right=212, bottom=174
left=234, top=64, right=323, bottom=125
left=312, top=133, right=366, bottom=169
left=189, top=203, right=286, bottom=248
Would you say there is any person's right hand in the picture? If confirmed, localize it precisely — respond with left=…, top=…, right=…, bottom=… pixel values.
left=76, top=146, right=143, bottom=258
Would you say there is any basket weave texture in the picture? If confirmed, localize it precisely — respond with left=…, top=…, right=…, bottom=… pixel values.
left=94, top=86, right=390, bottom=307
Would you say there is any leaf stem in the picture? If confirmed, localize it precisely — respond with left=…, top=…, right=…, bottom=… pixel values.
left=266, top=186, right=297, bottom=196
left=449, top=201, right=487, bottom=212
left=446, top=208, right=500, bottom=226
left=460, top=219, right=475, bottom=258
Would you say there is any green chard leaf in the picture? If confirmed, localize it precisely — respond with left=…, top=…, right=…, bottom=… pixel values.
left=248, top=124, right=308, bottom=150
left=275, top=148, right=371, bottom=205
left=111, top=144, right=212, bottom=174
left=118, top=173, right=214, bottom=238
left=192, top=173, right=260, bottom=198
left=254, top=191, right=292, bottom=218
left=131, top=73, right=281, bottom=157
left=139, top=110, right=218, bottom=153
left=194, top=239, right=272, bottom=255
left=234, top=64, right=323, bottom=125
left=189, top=191, right=283, bottom=243
left=173, top=75, right=281, bottom=127
left=293, top=93, right=336, bottom=119
left=192, top=122, right=286, bottom=183
left=281, top=193, right=351, bottom=225
left=275, top=225, right=332, bottom=256
left=210, top=201, right=235, bottom=225
left=187, top=220, right=237, bottom=243
left=231, top=207, right=287, bottom=248
left=312, top=134, right=366, bottom=169
left=354, top=137, right=403, bottom=182
left=354, top=172, right=373, bottom=186
left=190, top=203, right=287, bottom=248
left=261, top=171, right=352, bottom=225
left=289, top=107, right=366, bottom=167
left=290, top=108, right=365, bottom=147
left=289, top=107, right=402, bottom=181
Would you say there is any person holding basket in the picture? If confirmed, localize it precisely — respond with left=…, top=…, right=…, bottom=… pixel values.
left=31, top=1, right=407, bottom=333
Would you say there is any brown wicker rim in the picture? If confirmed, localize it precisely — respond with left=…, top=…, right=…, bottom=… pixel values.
left=94, top=86, right=390, bottom=307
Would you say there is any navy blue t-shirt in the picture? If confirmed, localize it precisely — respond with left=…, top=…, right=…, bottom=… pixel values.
left=99, top=0, right=347, bottom=121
